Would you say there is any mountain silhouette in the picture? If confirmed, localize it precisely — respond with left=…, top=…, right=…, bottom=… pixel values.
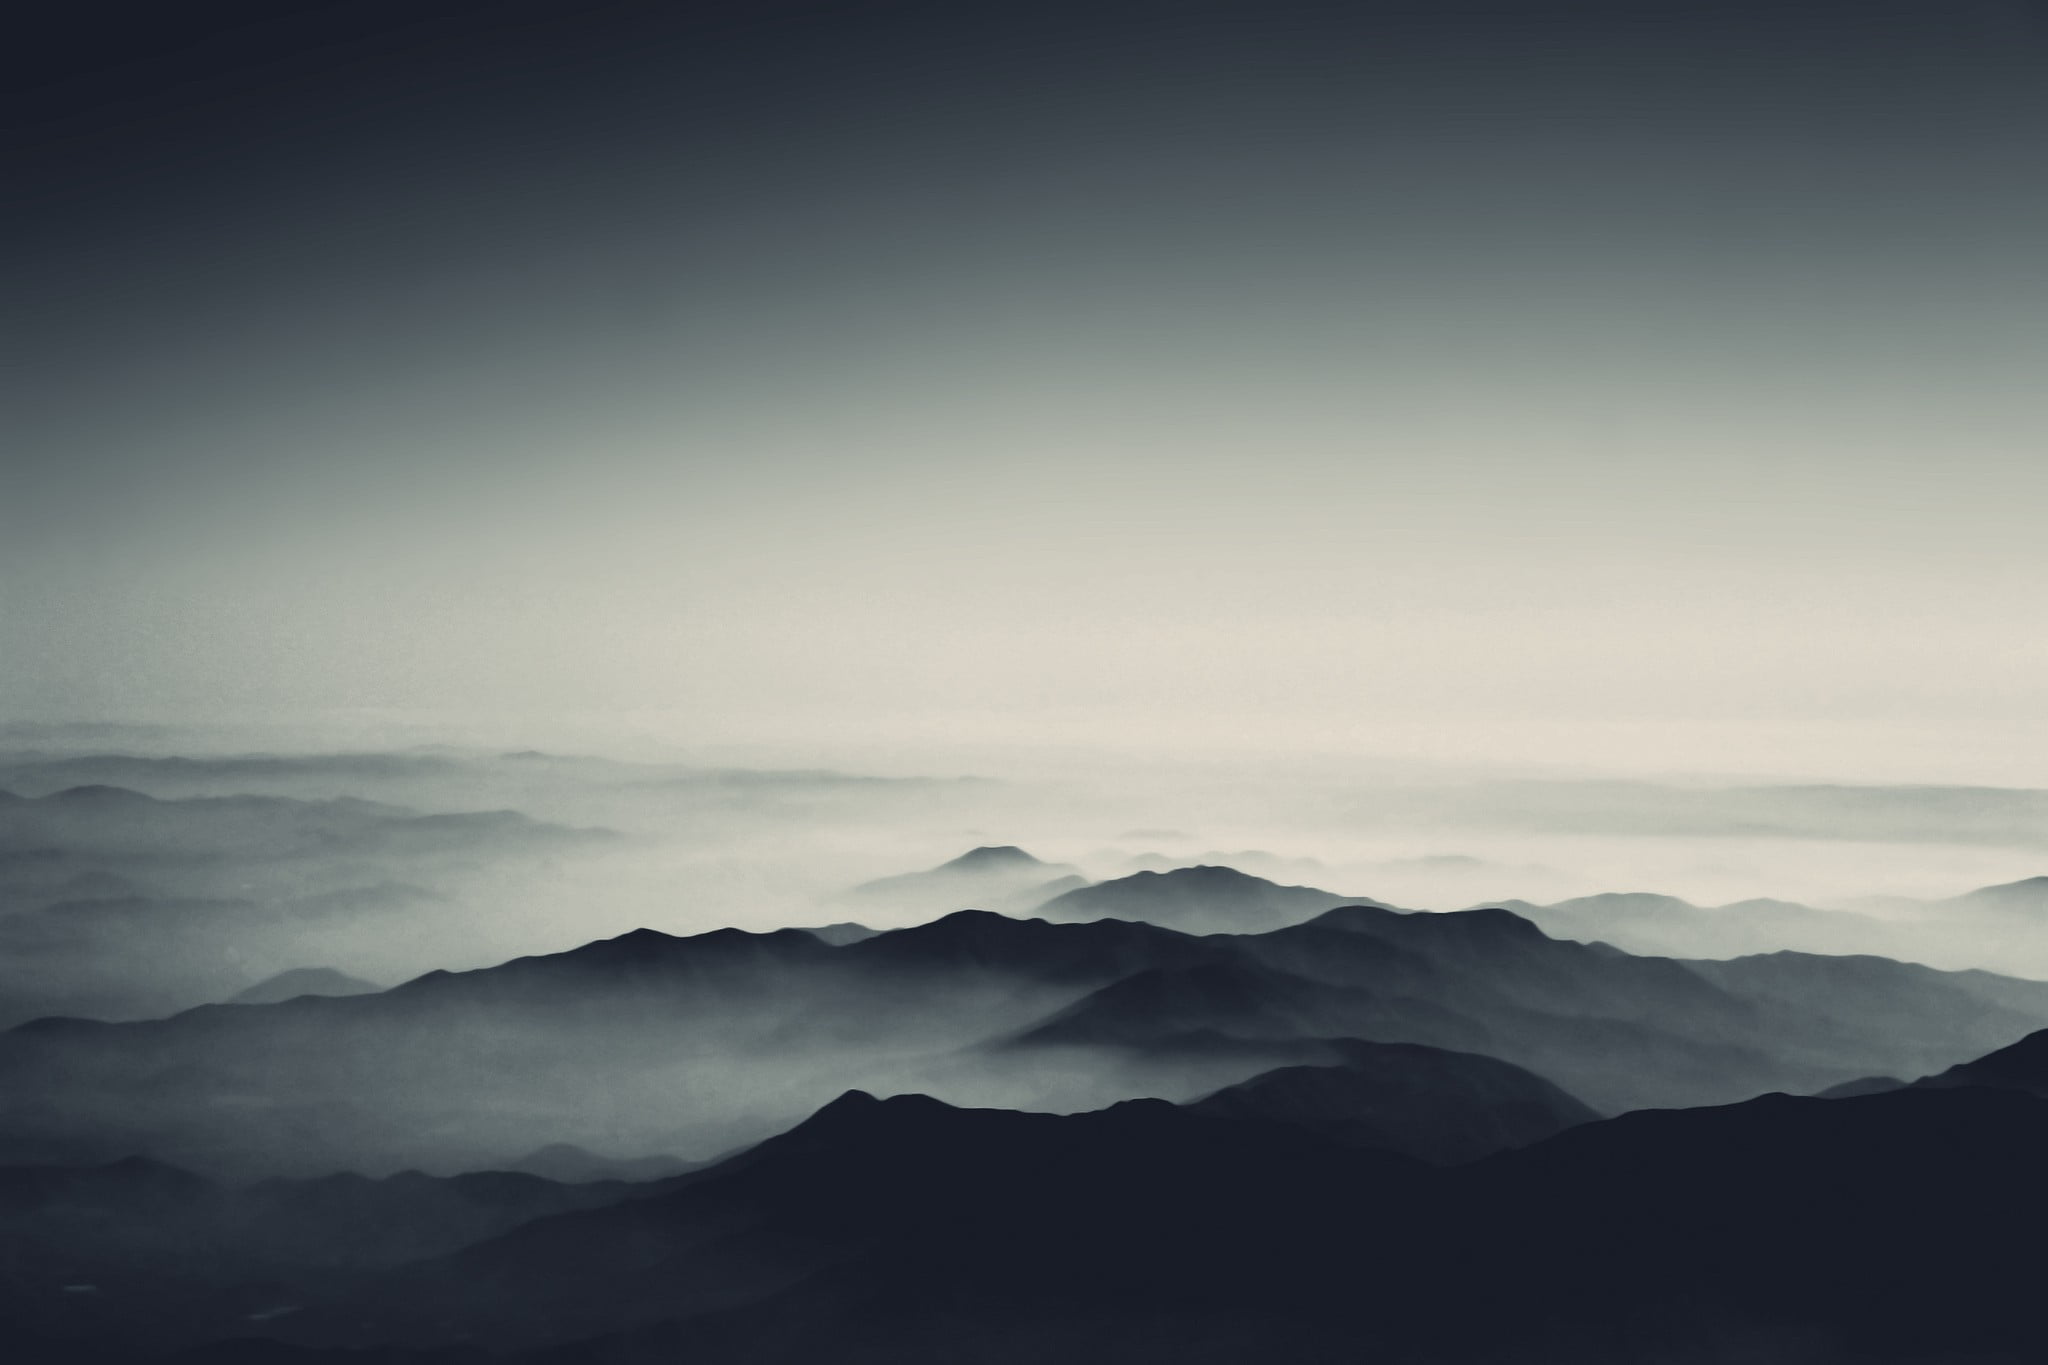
left=850, top=907, right=1217, bottom=983
left=228, top=1089, right=1418, bottom=1355
left=1009, top=959, right=1490, bottom=1056
left=1684, top=951, right=2048, bottom=1081
left=501, top=1142, right=699, bottom=1183
left=840, top=846, right=1085, bottom=916
left=792, top=921, right=878, bottom=946
left=9, top=903, right=2048, bottom=1182
left=1036, top=865, right=1374, bottom=933
left=0, top=1153, right=686, bottom=1360
left=1916, top=1024, right=2048, bottom=1095
left=1815, top=1073, right=1907, bottom=1098
left=1186, top=1037, right=1596, bottom=1162
left=155, top=1082, right=2048, bottom=1364
left=1950, top=874, right=2048, bottom=914
left=227, top=967, right=381, bottom=1005
left=1489, top=890, right=1889, bottom=960
left=935, top=845, right=1040, bottom=871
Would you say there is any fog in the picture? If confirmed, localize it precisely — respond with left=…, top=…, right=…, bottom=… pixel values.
left=2, top=720, right=2046, bottom=1045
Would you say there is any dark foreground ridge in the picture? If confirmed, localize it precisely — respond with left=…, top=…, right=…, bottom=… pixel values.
left=0, top=1056, right=2028, bottom=1365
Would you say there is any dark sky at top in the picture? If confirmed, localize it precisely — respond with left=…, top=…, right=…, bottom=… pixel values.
left=9, top=2, right=2048, bottom=778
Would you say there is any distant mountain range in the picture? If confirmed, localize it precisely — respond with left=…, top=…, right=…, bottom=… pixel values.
left=8, top=755, right=2048, bottom=1363
left=0, top=783, right=614, bottom=1026
left=845, top=849, right=2048, bottom=974
left=8, top=871, right=2048, bottom=1179
left=1481, top=874, right=2048, bottom=973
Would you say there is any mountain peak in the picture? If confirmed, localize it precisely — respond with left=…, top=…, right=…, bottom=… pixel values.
left=1036, top=865, right=1368, bottom=934
left=773, top=1088, right=964, bottom=1147
left=1925, top=1026, right=2048, bottom=1094
left=911, top=907, right=1028, bottom=934
left=937, top=845, right=1042, bottom=871
left=516, top=924, right=832, bottom=978
left=591, top=925, right=685, bottom=953
left=1956, top=875, right=2048, bottom=909
left=45, top=784, right=156, bottom=804
left=229, top=967, right=380, bottom=1005
left=1129, top=865, right=1267, bottom=886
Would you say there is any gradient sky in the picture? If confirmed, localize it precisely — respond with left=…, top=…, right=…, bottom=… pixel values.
left=10, top=1, right=2048, bottom=781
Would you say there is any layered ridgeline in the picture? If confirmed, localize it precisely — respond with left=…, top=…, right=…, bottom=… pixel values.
left=9, top=1028, right=2048, bottom=1363
left=1036, top=864, right=1383, bottom=933
left=1483, top=875, right=2048, bottom=972
left=6, top=865, right=2048, bottom=1178
left=836, top=845, right=1087, bottom=918
left=878, top=856, right=2048, bottom=969
left=0, top=784, right=611, bottom=1026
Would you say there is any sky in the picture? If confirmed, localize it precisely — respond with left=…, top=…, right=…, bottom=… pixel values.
left=10, top=0, right=2048, bottom=782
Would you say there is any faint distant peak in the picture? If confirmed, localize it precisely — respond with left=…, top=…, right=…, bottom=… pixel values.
left=937, top=845, right=1042, bottom=871
left=1956, top=875, right=2048, bottom=907
left=229, top=967, right=381, bottom=1005
left=1554, top=892, right=1698, bottom=911
left=44, top=784, right=156, bottom=804
left=797, top=921, right=880, bottom=946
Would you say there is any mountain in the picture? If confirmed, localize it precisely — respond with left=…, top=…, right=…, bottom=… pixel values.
left=1216, top=903, right=2048, bottom=1113
left=501, top=1143, right=699, bottom=1183
left=839, top=846, right=1085, bottom=917
left=1186, top=1038, right=1596, bottom=1162
left=0, top=912, right=1225, bottom=1176
left=1488, top=890, right=1897, bottom=960
left=10, top=900, right=2048, bottom=1179
left=1439, top=1084, right=2048, bottom=1364
left=1221, top=904, right=1794, bottom=1112
left=1035, top=865, right=1375, bottom=933
left=792, top=922, right=879, bottom=946
left=0, top=884, right=437, bottom=1028
left=1010, top=899, right=2048, bottom=1115
left=0, top=1154, right=682, bottom=1360
left=1949, top=874, right=2048, bottom=915
left=227, top=968, right=381, bottom=1005
left=1683, top=951, right=2048, bottom=1082
left=0, top=785, right=604, bottom=867
left=225, top=1090, right=1420, bottom=1356
left=1821, top=1023, right=2048, bottom=1100
left=0, top=781, right=610, bottom=1028
left=1916, top=1025, right=2048, bottom=1095
left=851, top=907, right=1216, bottom=983
left=160, top=1083, right=2048, bottom=1364
left=1815, top=1074, right=1907, bottom=1098
left=1007, top=959, right=1491, bottom=1057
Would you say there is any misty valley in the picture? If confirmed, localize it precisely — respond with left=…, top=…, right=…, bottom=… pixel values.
left=3, top=741, right=2048, bottom=1363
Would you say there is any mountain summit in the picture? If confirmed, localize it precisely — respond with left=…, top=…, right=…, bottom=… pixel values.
left=841, top=846, right=1084, bottom=916
left=936, top=845, right=1042, bottom=870
left=1036, top=865, right=1376, bottom=934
